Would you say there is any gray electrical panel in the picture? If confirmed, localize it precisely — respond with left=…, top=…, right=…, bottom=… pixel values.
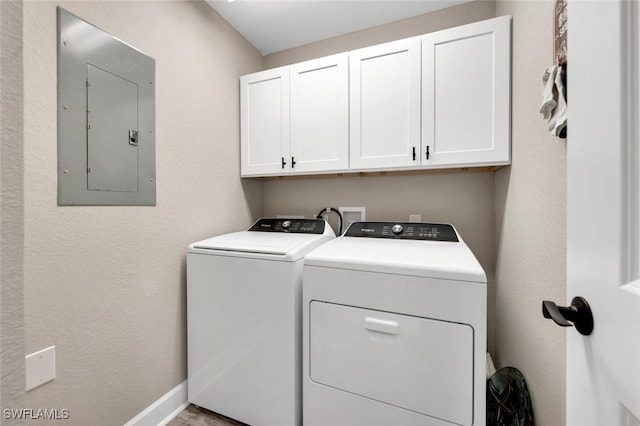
left=57, top=8, right=156, bottom=206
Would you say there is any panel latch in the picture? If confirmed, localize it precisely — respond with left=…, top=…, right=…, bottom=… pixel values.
left=129, top=130, right=138, bottom=146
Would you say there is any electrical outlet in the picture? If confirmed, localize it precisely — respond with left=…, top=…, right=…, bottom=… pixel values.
left=25, top=346, right=56, bottom=391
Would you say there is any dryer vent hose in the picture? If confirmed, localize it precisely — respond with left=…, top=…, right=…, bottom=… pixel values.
left=316, top=207, right=343, bottom=235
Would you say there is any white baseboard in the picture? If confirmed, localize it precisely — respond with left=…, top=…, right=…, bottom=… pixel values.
left=124, top=380, right=189, bottom=426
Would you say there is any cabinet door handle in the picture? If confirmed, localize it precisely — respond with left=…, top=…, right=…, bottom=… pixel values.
left=291, top=156, right=296, bottom=168
left=426, top=145, right=430, bottom=160
left=281, top=157, right=287, bottom=169
left=412, top=146, right=416, bottom=161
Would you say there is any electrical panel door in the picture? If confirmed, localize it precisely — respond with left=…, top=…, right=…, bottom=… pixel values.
left=58, top=8, right=155, bottom=206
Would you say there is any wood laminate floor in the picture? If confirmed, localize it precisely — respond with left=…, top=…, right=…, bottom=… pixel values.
left=168, top=405, right=247, bottom=426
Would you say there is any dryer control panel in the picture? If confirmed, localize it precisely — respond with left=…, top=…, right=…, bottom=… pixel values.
left=249, top=218, right=326, bottom=234
left=344, top=222, right=458, bottom=242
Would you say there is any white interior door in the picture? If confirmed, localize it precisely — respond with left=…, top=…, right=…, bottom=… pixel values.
left=566, top=1, right=640, bottom=424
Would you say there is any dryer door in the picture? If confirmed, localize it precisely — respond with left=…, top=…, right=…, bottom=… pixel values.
left=309, top=301, right=474, bottom=426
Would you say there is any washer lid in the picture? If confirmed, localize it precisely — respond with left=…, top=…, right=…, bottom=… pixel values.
left=188, top=218, right=335, bottom=260
left=304, top=223, right=486, bottom=283
left=192, top=231, right=326, bottom=255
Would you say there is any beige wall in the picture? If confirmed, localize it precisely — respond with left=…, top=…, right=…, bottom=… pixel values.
left=264, top=171, right=496, bottom=270
left=21, top=1, right=263, bottom=424
left=494, top=1, right=567, bottom=425
left=1, top=0, right=27, bottom=414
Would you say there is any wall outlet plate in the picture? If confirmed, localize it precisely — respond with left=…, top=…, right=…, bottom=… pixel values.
left=25, top=345, right=56, bottom=391
left=338, top=207, right=366, bottom=231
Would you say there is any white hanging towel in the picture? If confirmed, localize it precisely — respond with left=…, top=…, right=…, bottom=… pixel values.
left=548, top=65, right=567, bottom=137
left=539, top=65, right=559, bottom=119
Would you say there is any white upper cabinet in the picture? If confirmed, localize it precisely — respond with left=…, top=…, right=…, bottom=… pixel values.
left=239, top=16, right=511, bottom=178
left=422, top=15, right=511, bottom=168
left=241, top=66, right=290, bottom=177
left=290, top=53, right=349, bottom=173
left=349, top=37, right=422, bottom=171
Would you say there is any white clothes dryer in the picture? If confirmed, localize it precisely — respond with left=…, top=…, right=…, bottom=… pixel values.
left=187, top=218, right=334, bottom=426
left=303, top=222, right=486, bottom=426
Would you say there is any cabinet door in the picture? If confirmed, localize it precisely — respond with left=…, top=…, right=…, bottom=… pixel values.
left=290, top=53, right=349, bottom=174
left=240, top=67, right=290, bottom=176
left=350, top=37, right=421, bottom=170
left=422, top=15, right=511, bottom=168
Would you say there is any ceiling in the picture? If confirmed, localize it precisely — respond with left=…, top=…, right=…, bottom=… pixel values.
left=206, top=0, right=473, bottom=55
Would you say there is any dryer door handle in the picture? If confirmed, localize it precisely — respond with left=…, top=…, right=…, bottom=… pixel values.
left=364, top=317, right=400, bottom=335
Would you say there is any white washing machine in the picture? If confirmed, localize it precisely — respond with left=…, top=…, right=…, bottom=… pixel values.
left=303, top=222, right=487, bottom=426
left=187, top=218, right=335, bottom=426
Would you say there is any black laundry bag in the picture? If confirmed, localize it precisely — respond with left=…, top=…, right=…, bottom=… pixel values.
left=487, top=367, right=534, bottom=426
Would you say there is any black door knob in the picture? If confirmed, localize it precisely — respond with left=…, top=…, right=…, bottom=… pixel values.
left=542, top=296, right=594, bottom=336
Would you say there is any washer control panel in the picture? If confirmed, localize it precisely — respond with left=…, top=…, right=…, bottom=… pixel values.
left=344, top=222, right=459, bottom=242
left=248, top=218, right=326, bottom=234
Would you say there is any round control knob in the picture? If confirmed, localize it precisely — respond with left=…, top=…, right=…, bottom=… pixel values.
left=282, top=220, right=291, bottom=229
left=391, top=224, right=403, bottom=235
